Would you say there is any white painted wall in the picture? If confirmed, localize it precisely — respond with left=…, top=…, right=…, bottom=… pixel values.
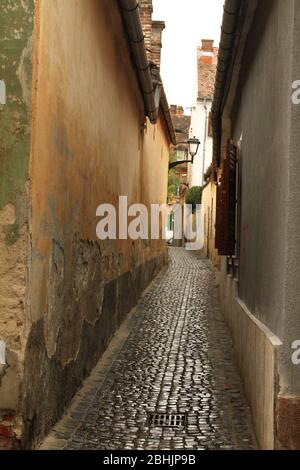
left=188, top=99, right=213, bottom=187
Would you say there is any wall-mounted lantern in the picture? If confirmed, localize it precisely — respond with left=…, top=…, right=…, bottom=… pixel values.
left=169, top=137, right=201, bottom=170
left=187, top=137, right=201, bottom=163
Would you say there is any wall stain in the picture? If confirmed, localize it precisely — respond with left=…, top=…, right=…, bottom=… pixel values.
left=0, top=1, right=34, bottom=446
left=2, top=223, right=19, bottom=246
left=0, top=0, right=34, bottom=209
left=23, top=253, right=165, bottom=449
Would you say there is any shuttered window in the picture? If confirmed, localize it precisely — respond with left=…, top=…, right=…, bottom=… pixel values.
left=215, top=140, right=237, bottom=256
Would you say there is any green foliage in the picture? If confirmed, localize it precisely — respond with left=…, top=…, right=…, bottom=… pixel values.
left=185, top=186, right=202, bottom=210
left=169, top=150, right=177, bottom=164
left=168, top=169, right=181, bottom=202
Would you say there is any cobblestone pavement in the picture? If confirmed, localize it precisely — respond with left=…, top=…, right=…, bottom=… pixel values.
left=41, top=248, right=256, bottom=450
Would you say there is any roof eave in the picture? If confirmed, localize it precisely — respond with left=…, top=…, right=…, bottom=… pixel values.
left=160, top=85, right=177, bottom=145
left=212, top=0, right=259, bottom=168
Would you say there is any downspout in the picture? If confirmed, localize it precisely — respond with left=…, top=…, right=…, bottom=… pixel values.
left=212, top=0, right=242, bottom=167
left=202, top=98, right=208, bottom=185
left=118, top=0, right=160, bottom=124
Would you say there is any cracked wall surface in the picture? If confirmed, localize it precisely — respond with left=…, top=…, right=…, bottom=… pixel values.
left=0, top=0, right=34, bottom=446
left=22, top=0, right=169, bottom=449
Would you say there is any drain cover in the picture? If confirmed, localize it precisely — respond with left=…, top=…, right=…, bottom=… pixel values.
left=147, top=413, right=186, bottom=428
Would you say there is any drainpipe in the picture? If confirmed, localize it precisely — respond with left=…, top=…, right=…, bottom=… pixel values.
left=202, top=98, right=208, bottom=185
left=212, top=0, right=242, bottom=166
left=118, top=0, right=160, bottom=124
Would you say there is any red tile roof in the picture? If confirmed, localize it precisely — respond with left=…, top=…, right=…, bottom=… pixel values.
left=170, top=105, right=191, bottom=150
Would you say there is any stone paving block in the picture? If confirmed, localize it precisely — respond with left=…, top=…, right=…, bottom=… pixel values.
left=40, top=248, right=256, bottom=450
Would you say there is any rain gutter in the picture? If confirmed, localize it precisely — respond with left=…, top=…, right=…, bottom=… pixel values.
left=118, top=1, right=159, bottom=122
left=211, top=0, right=242, bottom=167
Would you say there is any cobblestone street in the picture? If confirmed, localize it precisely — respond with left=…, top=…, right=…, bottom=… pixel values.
left=41, top=248, right=256, bottom=450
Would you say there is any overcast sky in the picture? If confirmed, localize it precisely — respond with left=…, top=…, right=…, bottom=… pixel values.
left=152, top=0, right=224, bottom=112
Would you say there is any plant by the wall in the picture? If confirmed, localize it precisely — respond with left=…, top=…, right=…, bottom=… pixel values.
left=185, top=186, right=202, bottom=211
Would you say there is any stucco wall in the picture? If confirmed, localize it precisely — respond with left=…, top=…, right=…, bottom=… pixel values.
left=225, top=0, right=300, bottom=445
left=0, top=0, right=34, bottom=436
left=231, top=0, right=292, bottom=343
left=280, top=0, right=300, bottom=398
left=21, top=0, right=169, bottom=448
left=219, top=261, right=282, bottom=449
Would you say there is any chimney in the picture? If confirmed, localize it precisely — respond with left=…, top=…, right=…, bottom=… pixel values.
left=170, top=105, right=177, bottom=116
left=151, top=21, right=165, bottom=70
left=201, top=39, right=214, bottom=52
left=169, top=105, right=185, bottom=117
left=199, top=39, right=217, bottom=65
left=176, top=106, right=184, bottom=117
left=139, top=0, right=153, bottom=61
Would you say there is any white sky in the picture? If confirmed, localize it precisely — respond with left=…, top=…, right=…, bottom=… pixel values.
left=152, top=0, right=224, bottom=112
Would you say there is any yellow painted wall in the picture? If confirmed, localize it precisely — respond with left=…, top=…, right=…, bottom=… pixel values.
left=13, top=0, right=171, bottom=447
left=202, top=179, right=219, bottom=267
left=29, top=0, right=169, bottom=337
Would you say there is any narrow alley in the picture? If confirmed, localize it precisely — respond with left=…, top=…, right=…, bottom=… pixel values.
left=40, top=249, right=255, bottom=451
left=3, top=0, right=300, bottom=456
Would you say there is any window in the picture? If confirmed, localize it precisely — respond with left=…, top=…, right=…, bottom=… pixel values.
left=215, top=139, right=237, bottom=257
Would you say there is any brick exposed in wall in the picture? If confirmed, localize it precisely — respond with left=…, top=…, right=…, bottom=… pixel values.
left=170, top=105, right=185, bottom=118
left=151, top=21, right=165, bottom=69
left=0, top=411, right=20, bottom=450
left=139, top=0, right=153, bottom=61
left=201, top=39, right=214, bottom=52
left=139, top=1, right=165, bottom=69
left=277, top=396, right=300, bottom=449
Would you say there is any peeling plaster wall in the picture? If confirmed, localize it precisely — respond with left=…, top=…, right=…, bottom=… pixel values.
left=0, top=0, right=34, bottom=443
left=23, top=0, right=169, bottom=448
left=0, top=0, right=33, bottom=208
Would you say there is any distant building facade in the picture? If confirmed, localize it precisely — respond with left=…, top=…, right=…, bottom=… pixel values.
left=170, top=105, right=190, bottom=187
left=167, top=105, right=190, bottom=245
left=188, top=40, right=218, bottom=260
left=189, top=40, right=218, bottom=188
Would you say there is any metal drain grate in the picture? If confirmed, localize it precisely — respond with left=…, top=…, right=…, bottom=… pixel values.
left=147, top=413, right=186, bottom=428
